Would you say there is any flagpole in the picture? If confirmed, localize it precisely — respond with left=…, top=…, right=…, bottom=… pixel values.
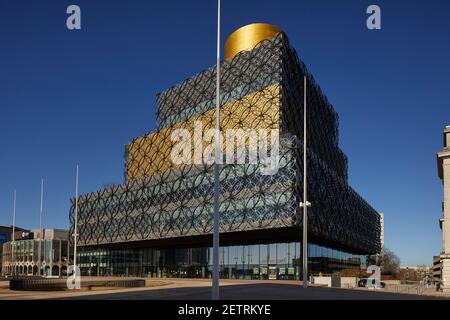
left=301, top=76, right=311, bottom=288
left=11, top=190, right=16, bottom=276
left=73, top=165, right=79, bottom=276
left=212, top=0, right=221, bottom=301
left=39, top=179, right=44, bottom=276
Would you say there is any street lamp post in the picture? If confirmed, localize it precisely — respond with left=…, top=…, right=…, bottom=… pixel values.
left=11, top=190, right=16, bottom=277
left=39, top=179, right=44, bottom=276
left=73, top=165, right=79, bottom=277
left=212, top=0, right=221, bottom=301
left=300, top=76, right=311, bottom=288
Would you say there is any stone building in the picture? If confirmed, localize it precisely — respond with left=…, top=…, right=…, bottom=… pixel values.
left=437, top=125, right=450, bottom=292
left=1, top=229, right=71, bottom=277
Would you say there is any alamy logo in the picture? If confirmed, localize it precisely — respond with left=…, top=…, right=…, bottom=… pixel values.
left=66, top=5, right=81, bottom=30
left=67, top=265, right=81, bottom=290
left=366, top=265, right=382, bottom=289
left=170, top=121, right=280, bottom=175
left=366, top=5, right=381, bottom=30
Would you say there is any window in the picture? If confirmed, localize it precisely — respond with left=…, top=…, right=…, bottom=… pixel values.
left=277, top=243, right=288, bottom=265
left=61, top=241, right=68, bottom=263
left=45, top=240, right=51, bottom=263
left=53, top=240, right=60, bottom=263
left=260, top=245, right=268, bottom=265
left=33, top=241, right=39, bottom=261
left=268, top=244, right=276, bottom=265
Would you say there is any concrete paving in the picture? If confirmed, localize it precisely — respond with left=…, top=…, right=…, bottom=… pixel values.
left=0, top=278, right=449, bottom=300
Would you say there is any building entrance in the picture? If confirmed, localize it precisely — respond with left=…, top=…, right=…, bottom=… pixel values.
left=268, top=265, right=277, bottom=280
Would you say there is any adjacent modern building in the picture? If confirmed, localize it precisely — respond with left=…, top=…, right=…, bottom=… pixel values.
left=1, top=229, right=71, bottom=276
left=70, top=23, right=381, bottom=279
left=0, top=225, right=27, bottom=275
left=437, top=125, right=450, bottom=292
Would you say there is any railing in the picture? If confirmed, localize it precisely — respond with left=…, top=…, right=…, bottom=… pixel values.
left=384, top=280, right=429, bottom=295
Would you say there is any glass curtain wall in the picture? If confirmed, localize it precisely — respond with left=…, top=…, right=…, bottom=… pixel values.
left=77, top=242, right=366, bottom=279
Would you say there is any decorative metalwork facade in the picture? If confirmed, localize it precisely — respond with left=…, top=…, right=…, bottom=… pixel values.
left=69, top=27, right=381, bottom=274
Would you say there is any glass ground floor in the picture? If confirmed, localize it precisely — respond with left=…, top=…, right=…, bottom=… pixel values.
left=77, top=242, right=367, bottom=280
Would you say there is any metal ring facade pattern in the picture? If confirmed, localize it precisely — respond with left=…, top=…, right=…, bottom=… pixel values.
left=69, top=32, right=381, bottom=255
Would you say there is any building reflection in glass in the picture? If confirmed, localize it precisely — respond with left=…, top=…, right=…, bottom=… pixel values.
left=77, top=242, right=366, bottom=280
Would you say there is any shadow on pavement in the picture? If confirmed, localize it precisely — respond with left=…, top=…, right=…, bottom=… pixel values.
left=55, top=283, right=450, bottom=300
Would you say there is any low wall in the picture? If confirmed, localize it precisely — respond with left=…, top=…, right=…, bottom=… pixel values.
left=340, top=277, right=358, bottom=288
left=313, top=276, right=332, bottom=287
left=10, top=277, right=145, bottom=291
left=383, top=280, right=402, bottom=285
left=313, top=276, right=358, bottom=288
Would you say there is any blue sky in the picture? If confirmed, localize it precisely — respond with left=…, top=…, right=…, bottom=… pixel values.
left=0, top=0, right=449, bottom=266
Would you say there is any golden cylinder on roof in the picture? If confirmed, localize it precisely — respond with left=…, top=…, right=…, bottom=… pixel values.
left=224, top=23, right=282, bottom=61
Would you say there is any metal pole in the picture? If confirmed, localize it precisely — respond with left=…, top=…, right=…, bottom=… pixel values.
left=39, top=179, right=44, bottom=276
left=11, top=190, right=16, bottom=276
left=212, top=0, right=221, bottom=301
left=73, top=165, right=79, bottom=274
left=301, top=76, right=311, bottom=289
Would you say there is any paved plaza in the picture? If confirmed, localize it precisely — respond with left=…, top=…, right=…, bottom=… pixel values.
left=0, top=278, right=449, bottom=300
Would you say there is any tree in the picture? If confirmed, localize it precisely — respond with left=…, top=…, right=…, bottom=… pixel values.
left=339, top=268, right=370, bottom=278
left=381, top=248, right=401, bottom=275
